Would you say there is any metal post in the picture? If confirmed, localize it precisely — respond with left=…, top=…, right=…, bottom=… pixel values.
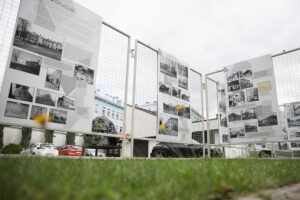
left=201, top=78, right=205, bottom=158
left=205, top=75, right=211, bottom=157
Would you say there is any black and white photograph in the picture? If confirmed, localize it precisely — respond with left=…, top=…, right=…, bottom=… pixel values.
left=229, top=91, right=245, bottom=107
left=227, top=72, right=240, bottom=92
left=178, top=76, right=188, bottom=90
left=35, top=89, right=56, bottom=106
left=287, top=116, right=300, bottom=127
left=221, top=116, right=228, bottom=127
left=219, top=100, right=226, bottom=113
left=285, top=102, right=300, bottom=127
left=57, top=94, right=76, bottom=110
left=293, top=102, right=300, bottom=116
left=227, top=71, right=239, bottom=82
left=228, top=111, right=242, bottom=122
left=8, top=83, right=34, bottom=102
left=30, top=105, right=47, bottom=120
left=178, top=64, right=188, bottom=78
left=239, top=69, right=253, bottom=89
left=245, top=122, right=258, bottom=133
left=180, top=91, right=190, bottom=102
left=158, top=115, right=178, bottom=136
left=246, top=88, right=259, bottom=102
left=160, top=58, right=177, bottom=78
left=163, top=98, right=178, bottom=116
left=229, top=126, right=245, bottom=138
left=172, top=87, right=181, bottom=98
left=49, top=109, right=67, bottom=124
left=10, top=48, right=42, bottom=75
left=257, top=112, right=278, bottom=127
left=4, top=101, right=29, bottom=119
left=242, top=108, right=256, bottom=120
left=45, top=67, right=62, bottom=90
left=74, top=64, right=94, bottom=85
left=159, top=81, right=171, bottom=95
left=14, top=17, right=64, bottom=61
left=177, top=104, right=191, bottom=119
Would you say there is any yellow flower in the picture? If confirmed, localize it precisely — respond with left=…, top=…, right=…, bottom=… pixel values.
left=159, top=124, right=165, bottom=131
left=33, top=114, right=52, bottom=125
left=176, top=105, right=185, bottom=110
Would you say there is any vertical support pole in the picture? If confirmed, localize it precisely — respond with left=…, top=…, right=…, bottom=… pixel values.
left=205, top=75, right=211, bottom=157
left=201, top=80, right=205, bottom=158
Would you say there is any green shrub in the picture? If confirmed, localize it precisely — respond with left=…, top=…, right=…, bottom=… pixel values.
left=66, top=132, right=75, bottom=145
left=0, top=125, right=4, bottom=149
left=20, top=127, right=32, bottom=148
left=1, top=143, right=23, bottom=154
left=45, top=130, right=54, bottom=143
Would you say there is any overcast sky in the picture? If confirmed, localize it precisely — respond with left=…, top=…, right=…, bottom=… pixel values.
left=75, top=0, right=300, bottom=75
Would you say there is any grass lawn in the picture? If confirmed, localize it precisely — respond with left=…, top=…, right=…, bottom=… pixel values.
left=0, top=157, right=300, bottom=200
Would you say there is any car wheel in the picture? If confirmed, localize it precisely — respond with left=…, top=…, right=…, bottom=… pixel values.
left=153, top=150, right=167, bottom=158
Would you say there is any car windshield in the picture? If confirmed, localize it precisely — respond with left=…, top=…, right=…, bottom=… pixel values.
left=40, top=144, right=55, bottom=149
left=71, top=146, right=82, bottom=150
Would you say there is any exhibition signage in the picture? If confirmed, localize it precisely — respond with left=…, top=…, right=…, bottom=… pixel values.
left=0, top=0, right=103, bottom=132
left=283, top=101, right=300, bottom=147
left=157, top=50, right=192, bottom=143
left=224, top=54, right=282, bottom=143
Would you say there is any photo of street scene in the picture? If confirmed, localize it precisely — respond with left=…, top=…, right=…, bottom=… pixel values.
left=177, top=104, right=190, bottom=119
left=74, top=64, right=94, bottom=85
left=159, top=82, right=171, bottom=95
left=228, top=111, right=242, bottom=122
left=293, top=102, right=300, bottom=116
left=242, top=108, right=256, bottom=120
left=178, top=77, right=188, bottom=90
left=45, top=67, right=62, bottom=90
left=57, top=95, right=76, bottom=110
left=285, top=101, right=300, bottom=127
left=158, top=115, right=178, bottom=136
left=4, top=101, right=29, bottom=119
left=178, top=64, right=188, bottom=78
left=288, top=130, right=300, bottom=138
left=227, top=72, right=240, bottom=92
left=8, top=83, right=34, bottom=102
left=257, top=112, right=278, bottom=126
left=160, top=58, right=177, bottom=78
left=10, top=48, right=41, bottom=75
left=229, top=91, right=245, bottom=107
left=30, top=105, right=47, bottom=120
left=246, top=88, right=259, bottom=102
left=14, top=18, right=64, bottom=61
left=239, top=69, right=253, bottom=89
left=35, top=89, right=56, bottom=106
left=229, top=126, right=245, bottom=138
left=172, top=87, right=181, bottom=98
left=180, top=91, right=190, bottom=102
left=287, top=115, right=300, bottom=127
left=49, top=109, right=67, bottom=124
left=245, top=122, right=258, bottom=133
left=163, top=98, right=177, bottom=116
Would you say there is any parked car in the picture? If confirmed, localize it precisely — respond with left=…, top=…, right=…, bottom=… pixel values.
left=21, top=143, right=58, bottom=156
left=58, top=145, right=84, bottom=156
left=85, top=148, right=106, bottom=157
left=150, top=142, right=223, bottom=158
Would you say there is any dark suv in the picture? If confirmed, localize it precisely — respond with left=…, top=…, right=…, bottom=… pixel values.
left=150, top=142, right=223, bottom=158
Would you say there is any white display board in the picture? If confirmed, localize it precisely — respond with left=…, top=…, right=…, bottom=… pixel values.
left=284, top=101, right=300, bottom=140
left=217, top=83, right=229, bottom=143
left=157, top=49, right=192, bottom=143
left=224, top=54, right=281, bottom=143
left=0, top=0, right=102, bottom=132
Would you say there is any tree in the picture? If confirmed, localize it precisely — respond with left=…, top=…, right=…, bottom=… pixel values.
left=20, top=127, right=32, bottom=148
left=66, top=132, right=75, bottom=145
left=0, top=125, right=4, bottom=149
left=45, top=130, right=54, bottom=143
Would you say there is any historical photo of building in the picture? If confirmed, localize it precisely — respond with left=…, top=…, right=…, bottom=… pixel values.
left=228, top=111, right=242, bottom=122
left=229, top=126, right=245, bottom=138
left=257, top=112, right=278, bottom=126
left=172, top=87, right=181, bottom=98
left=74, top=64, right=94, bottom=85
left=219, top=100, right=226, bottom=113
left=8, top=83, right=34, bottom=102
left=14, top=18, right=64, bottom=61
left=285, top=101, right=300, bottom=127
left=221, top=116, right=228, bottom=127
left=35, top=89, right=56, bottom=106
left=239, top=69, right=253, bottom=89
left=10, top=48, right=41, bottom=75
left=293, top=102, right=300, bottom=116
left=160, top=58, right=177, bottom=78
left=245, top=122, right=258, bottom=133
left=229, top=91, right=245, bottom=107
left=159, top=81, right=171, bottom=95
left=178, top=64, right=188, bottom=78
left=178, top=104, right=190, bottom=119
left=178, top=76, right=188, bottom=90
left=246, top=88, right=259, bottom=102
left=30, top=105, right=47, bottom=120
left=57, top=94, right=76, bottom=110
left=4, top=101, right=29, bottom=119
left=242, top=108, right=256, bottom=120
left=49, top=108, right=67, bottom=124
left=45, top=67, right=62, bottom=90
left=163, top=98, right=177, bottom=116
left=287, top=115, right=300, bottom=127
left=180, top=91, right=190, bottom=102
left=227, top=72, right=240, bottom=92
left=158, top=115, right=178, bottom=136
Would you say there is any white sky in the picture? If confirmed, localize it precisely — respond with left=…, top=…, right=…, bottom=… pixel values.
left=74, top=0, right=300, bottom=75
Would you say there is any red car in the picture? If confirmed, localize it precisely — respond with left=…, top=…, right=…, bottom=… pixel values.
left=58, top=145, right=83, bottom=156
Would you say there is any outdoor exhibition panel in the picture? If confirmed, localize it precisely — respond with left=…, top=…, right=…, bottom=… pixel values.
left=0, top=0, right=103, bottom=132
left=224, top=54, right=282, bottom=143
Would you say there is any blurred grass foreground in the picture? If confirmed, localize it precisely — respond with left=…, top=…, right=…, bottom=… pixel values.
left=0, top=157, right=300, bottom=200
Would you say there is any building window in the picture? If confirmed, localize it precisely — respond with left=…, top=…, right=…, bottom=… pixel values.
left=116, top=112, right=119, bottom=120
left=102, top=107, right=106, bottom=116
left=112, top=110, right=115, bottom=119
left=95, top=104, right=99, bottom=113
left=120, top=127, right=123, bottom=133
left=120, top=113, right=123, bottom=121
left=107, top=108, right=110, bottom=117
